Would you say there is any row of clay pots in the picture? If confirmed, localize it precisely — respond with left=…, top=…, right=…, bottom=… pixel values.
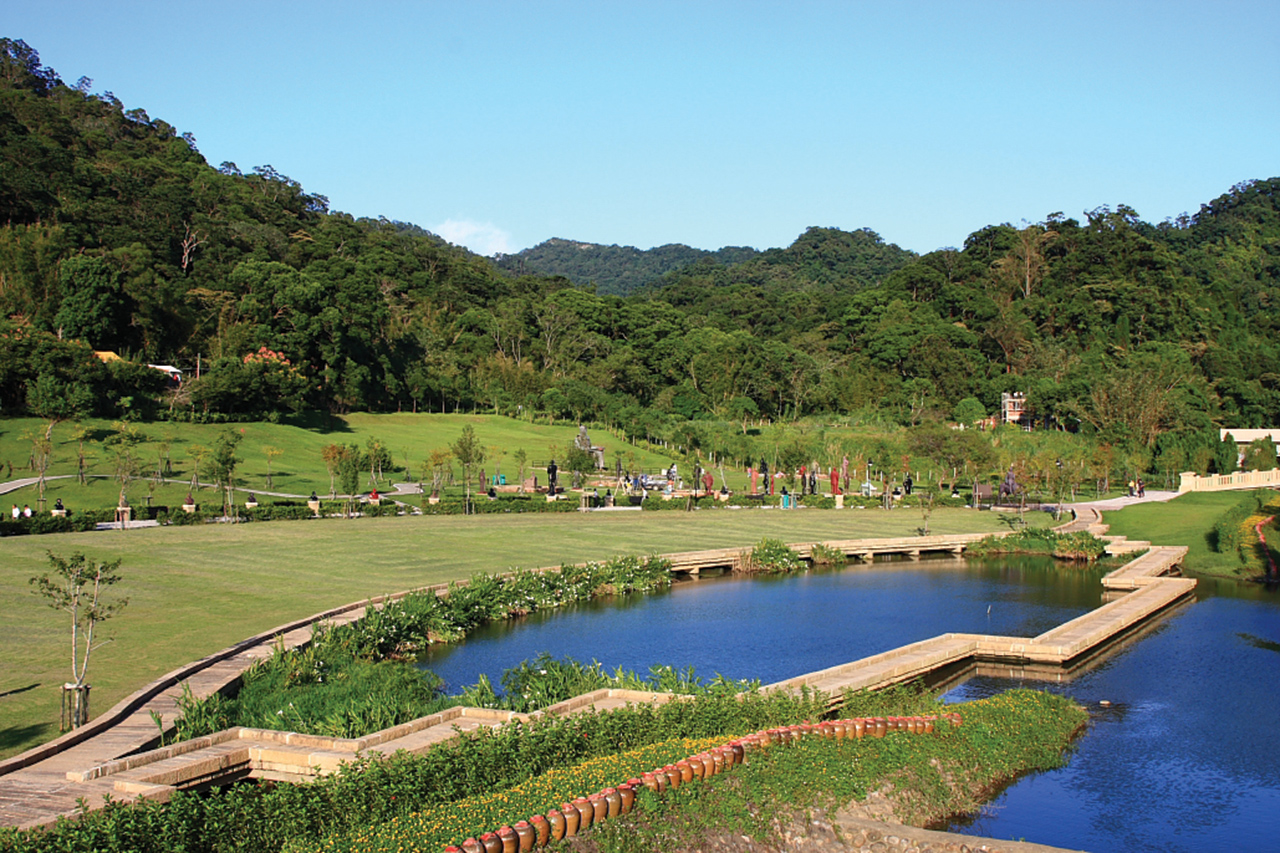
left=443, top=713, right=961, bottom=852
left=448, top=783, right=638, bottom=853
left=754, top=712, right=961, bottom=745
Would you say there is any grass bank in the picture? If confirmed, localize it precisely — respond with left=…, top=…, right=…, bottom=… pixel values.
left=0, top=506, right=1045, bottom=759
left=1099, top=490, right=1279, bottom=578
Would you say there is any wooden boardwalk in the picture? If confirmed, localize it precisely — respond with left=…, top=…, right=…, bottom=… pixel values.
left=0, top=516, right=1193, bottom=830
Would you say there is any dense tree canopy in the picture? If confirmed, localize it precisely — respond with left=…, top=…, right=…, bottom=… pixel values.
left=2, top=38, right=1279, bottom=452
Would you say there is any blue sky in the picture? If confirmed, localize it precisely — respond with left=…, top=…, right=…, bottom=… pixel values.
left=9, top=1, right=1278, bottom=256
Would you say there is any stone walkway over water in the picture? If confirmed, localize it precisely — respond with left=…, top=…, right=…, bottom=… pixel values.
left=0, top=501, right=1193, bottom=831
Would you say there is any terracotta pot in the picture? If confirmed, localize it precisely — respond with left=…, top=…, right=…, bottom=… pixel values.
left=531, top=814, right=551, bottom=847
left=877, top=718, right=890, bottom=738
left=546, top=809, right=566, bottom=841
left=445, top=846, right=463, bottom=853
left=851, top=718, right=866, bottom=738
left=627, top=776, right=644, bottom=790
left=677, top=760, right=694, bottom=782
left=664, top=764, right=681, bottom=789
left=497, top=825, right=518, bottom=853
left=559, top=803, right=580, bottom=836
left=759, top=729, right=774, bottom=747
left=574, top=796, right=593, bottom=829
left=711, top=751, right=725, bottom=774
left=618, top=783, right=636, bottom=814
left=514, top=821, right=535, bottom=852
left=731, top=742, right=745, bottom=765
left=924, top=716, right=935, bottom=734
left=834, top=721, right=848, bottom=739
left=461, top=838, right=483, bottom=853
left=589, top=793, right=607, bottom=824
left=604, top=787, right=622, bottom=817
left=479, top=832, right=502, bottom=853
left=689, top=755, right=706, bottom=779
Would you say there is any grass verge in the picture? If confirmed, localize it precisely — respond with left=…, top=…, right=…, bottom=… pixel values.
left=1100, top=490, right=1278, bottom=578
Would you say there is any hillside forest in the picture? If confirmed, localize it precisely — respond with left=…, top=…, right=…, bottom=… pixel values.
left=2, top=39, right=1279, bottom=475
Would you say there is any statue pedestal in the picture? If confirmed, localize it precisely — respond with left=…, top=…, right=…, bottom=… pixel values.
left=307, top=500, right=321, bottom=516
left=182, top=503, right=196, bottom=514
left=51, top=508, right=67, bottom=517
left=835, top=494, right=844, bottom=509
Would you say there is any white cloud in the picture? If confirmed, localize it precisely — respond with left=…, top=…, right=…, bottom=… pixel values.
left=432, top=219, right=513, bottom=256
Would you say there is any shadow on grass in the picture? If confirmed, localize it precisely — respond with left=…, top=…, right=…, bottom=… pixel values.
left=286, top=412, right=354, bottom=434
left=0, top=683, right=38, bottom=700
left=0, top=720, right=53, bottom=754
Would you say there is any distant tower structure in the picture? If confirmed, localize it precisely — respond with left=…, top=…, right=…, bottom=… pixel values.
left=1001, top=392, right=1027, bottom=428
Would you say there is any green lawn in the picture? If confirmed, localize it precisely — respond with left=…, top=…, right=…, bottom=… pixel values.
left=0, top=505, right=1036, bottom=760
left=1099, top=490, right=1272, bottom=577
left=0, top=413, right=685, bottom=511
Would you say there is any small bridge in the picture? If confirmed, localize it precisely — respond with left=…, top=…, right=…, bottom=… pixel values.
left=663, top=533, right=997, bottom=574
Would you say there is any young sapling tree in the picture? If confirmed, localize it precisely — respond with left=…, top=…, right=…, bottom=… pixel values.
left=30, top=551, right=128, bottom=730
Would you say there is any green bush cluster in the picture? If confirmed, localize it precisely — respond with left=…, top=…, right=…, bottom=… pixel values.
left=0, top=690, right=829, bottom=853
left=747, top=538, right=806, bottom=573
left=459, top=652, right=758, bottom=714
left=967, top=528, right=1106, bottom=561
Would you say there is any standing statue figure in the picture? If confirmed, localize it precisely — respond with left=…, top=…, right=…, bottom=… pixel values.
left=999, top=467, right=1018, bottom=501
left=574, top=424, right=606, bottom=469
left=547, top=459, right=558, bottom=494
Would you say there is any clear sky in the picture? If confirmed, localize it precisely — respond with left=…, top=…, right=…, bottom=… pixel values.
left=8, top=1, right=1278, bottom=256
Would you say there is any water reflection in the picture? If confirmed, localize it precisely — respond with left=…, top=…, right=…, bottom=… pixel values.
left=420, top=556, right=1104, bottom=692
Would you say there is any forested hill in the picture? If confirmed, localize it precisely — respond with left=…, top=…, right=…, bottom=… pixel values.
left=493, top=238, right=763, bottom=295
left=2, top=37, right=1279, bottom=455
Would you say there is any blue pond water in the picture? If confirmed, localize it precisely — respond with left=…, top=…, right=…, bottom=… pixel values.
left=942, top=576, right=1280, bottom=853
left=419, top=559, right=1280, bottom=853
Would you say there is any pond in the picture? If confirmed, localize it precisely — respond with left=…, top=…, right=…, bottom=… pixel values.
left=419, top=558, right=1280, bottom=853
left=421, top=556, right=1105, bottom=690
left=942, top=576, right=1280, bottom=853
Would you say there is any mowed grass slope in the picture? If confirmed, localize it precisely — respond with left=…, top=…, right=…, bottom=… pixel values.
left=0, top=505, right=1037, bottom=759
left=0, top=413, right=679, bottom=510
left=1100, top=490, right=1268, bottom=576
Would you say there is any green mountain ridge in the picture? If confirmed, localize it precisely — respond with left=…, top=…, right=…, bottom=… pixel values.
left=1, top=37, right=1278, bottom=448
left=493, top=237, right=764, bottom=295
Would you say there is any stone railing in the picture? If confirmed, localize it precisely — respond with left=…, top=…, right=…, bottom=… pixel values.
left=1178, top=469, right=1280, bottom=493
